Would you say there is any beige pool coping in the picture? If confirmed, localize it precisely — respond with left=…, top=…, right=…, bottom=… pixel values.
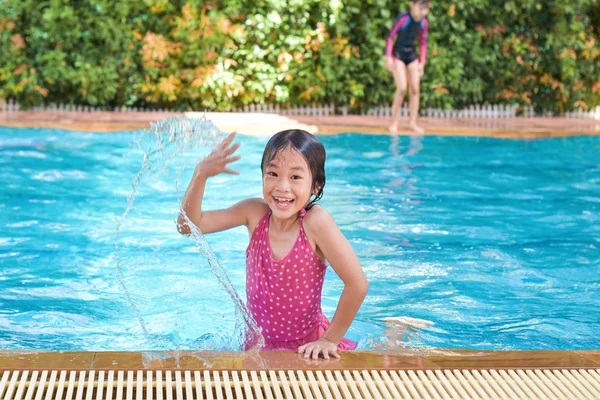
left=0, top=350, right=598, bottom=371
left=1, top=110, right=599, bottom=138
left=2, top=111, right=598, bottom=372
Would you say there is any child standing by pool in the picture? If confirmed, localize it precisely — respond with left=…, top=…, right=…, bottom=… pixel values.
left=385, top=0, right=430, bottom=135
left=177, top=130, right=368, bottom=359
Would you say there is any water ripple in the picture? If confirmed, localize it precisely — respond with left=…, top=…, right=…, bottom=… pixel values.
left=0, top=129, right=598, bottom=351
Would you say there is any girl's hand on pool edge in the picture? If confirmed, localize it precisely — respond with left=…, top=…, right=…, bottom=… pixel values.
left=195, top=132, right=241, bottom=177
left=298, top=338, right=340, bottom=360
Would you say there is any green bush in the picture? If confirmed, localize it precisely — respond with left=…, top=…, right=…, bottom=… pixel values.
left=1, top=0, right=599, bottom=113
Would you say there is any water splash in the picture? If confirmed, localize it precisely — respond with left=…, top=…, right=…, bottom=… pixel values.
left=114, top=114, right=263, bottom=352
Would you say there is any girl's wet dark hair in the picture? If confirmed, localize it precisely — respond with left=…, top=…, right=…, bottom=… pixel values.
left=261, top=129, right=326, bottom=210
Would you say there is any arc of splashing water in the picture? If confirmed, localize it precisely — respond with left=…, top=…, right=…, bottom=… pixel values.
left=114, top=114, right=263, bottom=351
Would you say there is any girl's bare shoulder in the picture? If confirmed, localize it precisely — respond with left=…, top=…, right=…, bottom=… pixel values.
left=243, top=198, right=270, bottom=234
left=303, top=205, right=337, bottom=234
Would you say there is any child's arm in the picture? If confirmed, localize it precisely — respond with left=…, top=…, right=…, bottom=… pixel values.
left=385, top=13, right=410, bottom=71
left=177, top=132, right=255, bottom=235
left=386, top=14, right=408, bottom=58
left=299, top=207, right=369, bottom=359
left=418, top=18, right=429, bottom=75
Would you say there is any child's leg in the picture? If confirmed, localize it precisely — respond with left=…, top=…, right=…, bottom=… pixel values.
left=388, top=59, right=408, bottom=134
left=406, top=61, right=424, bottom=134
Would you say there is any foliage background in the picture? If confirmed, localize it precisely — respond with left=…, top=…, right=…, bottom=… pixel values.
left=1, top=0, right=599, bottom=113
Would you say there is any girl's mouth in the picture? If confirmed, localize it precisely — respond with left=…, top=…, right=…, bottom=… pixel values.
left=273, top=196, right=294, bottom=210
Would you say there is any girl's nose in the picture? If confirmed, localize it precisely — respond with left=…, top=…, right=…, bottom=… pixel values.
left=276, top=177, right=291, bottom=191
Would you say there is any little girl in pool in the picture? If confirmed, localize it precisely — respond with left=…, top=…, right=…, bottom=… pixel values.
left=177, top=129, right=369, bottom=360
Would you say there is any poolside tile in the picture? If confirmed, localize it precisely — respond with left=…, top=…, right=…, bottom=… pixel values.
left=251, top=350, right=437, bottom=370
left=176, top=351, right=246, bottom=369
left=91, top=352, right=144, bottom=369
left=2, top=350, right=598, bottom=371
left=0, top=351, right=94, bottom=370
left=92, top=351, right=183, bottom=370
left=424, top=349, right=600, bottom=369
left=2, top=111, right=599, bottom=138
left=91, top=351, right=251, bottom=370
left=575, top=351, right=600, bottom=366
left=81, top=350, right=438, bottom=370
left=165, top=350, right=432, bottom=370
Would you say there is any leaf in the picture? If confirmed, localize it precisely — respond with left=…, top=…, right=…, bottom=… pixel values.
left=448, top=4, right=456, bottom=17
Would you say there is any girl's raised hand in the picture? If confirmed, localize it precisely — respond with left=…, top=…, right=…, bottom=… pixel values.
left=298, top=338, right=340, bottom=360
left=195, top=132, right=241, bottom=177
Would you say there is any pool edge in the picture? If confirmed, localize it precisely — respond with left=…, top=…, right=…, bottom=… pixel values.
left=0, top=350, right=598, bottom=370
left=2, top=111, right=599, bottom=139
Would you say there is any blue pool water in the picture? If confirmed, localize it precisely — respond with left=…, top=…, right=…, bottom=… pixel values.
left=0, top=126, right=599, bottom=351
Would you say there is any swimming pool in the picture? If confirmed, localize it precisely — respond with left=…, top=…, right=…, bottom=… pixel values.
left=0, top=126, right=598, bottom=351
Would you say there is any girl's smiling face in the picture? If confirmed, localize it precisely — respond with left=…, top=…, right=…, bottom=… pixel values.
left=263, top=147, right=315, bottom=219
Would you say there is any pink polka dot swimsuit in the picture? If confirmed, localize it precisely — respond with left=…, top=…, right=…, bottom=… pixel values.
left=246, top=209, right=357, bottom=350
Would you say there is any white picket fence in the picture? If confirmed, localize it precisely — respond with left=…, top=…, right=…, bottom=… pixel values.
left=361, top=104, right=520, bottom=118
left=1, top=98, right=599, bottom=120
left=361, top=104, right=600, bottom=119
left=0, top=100, right=171, bottom=114
left=237, top=103, right=336, bottom=116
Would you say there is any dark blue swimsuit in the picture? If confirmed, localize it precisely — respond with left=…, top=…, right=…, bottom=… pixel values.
left=386, top=11, right=429, bottom=65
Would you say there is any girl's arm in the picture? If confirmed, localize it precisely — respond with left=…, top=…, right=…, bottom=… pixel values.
left=419, top=18, right=429, bottom=65
left=300, top=206, right=369, bottom=358
left=385, top=13, right=410, bottom=57
left=177, top=132, right=255, bottom=235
